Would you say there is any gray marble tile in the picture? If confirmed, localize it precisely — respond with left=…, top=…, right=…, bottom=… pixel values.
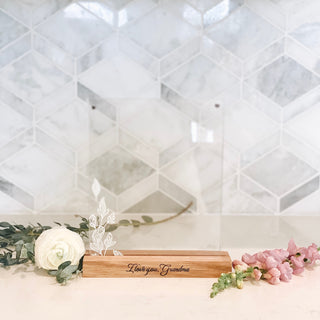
left=280, top=176, right=319, bottom=211
left=0, top=175, right=34, bottom=209
left=1, top=146, right=71, bottom=196
left=243, top=148, right=318, bottom=196
left=124, top=191, right=185, bottom=213
left=0, top=33, right=31, bottom=69
left=83, top=146, right=155, bottom=195
left=38, top=99, right=114, bottom=150
left=206, top=6, right=282, bottom=59
left=122, top=5, right=199, bottom=58
left=0, top=52, right=71, bottom=103
left=246, top=56, right=320, bottom=107
left=77, top=82, right=116, bottom=121
left=36, top=3, right=113, bottom=57
left=291, top=22, right=320, bottom=55
left=0, top=10, right=29, bottom=50
left=0, top=101, right=31, bottom=149
left=118, top=99, right=190, bottom=152
left=163, top=54, right=237, bottom=101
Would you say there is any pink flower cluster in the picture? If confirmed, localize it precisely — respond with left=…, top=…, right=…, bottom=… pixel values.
left=233, top=239, right=320, bottom=285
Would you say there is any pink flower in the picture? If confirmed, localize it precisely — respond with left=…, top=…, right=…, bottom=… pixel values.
left=265, top=256, right=279, bottom=269
left=278, top=262, right=293, bottom=282
left=264, top=268, right=281, bottom=285
left=242, top=253, right=257, bottom=265
left=290, top=255, right=305, bottom=269
left=293, top=267, right=304, bottom=275
left=232, top=259, right=248, bottom=272
left=288, top=239, right=298, bottom=256
left=305, top=243, right=320, bottom=265
left=255, top=252, right=267, bottom=263
left=253, top=269, right=262, bottom=281
left=267, top=249, right=289, bottom=263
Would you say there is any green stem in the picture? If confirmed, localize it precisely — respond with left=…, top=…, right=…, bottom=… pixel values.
left=139, top=202, right=193, bottom=226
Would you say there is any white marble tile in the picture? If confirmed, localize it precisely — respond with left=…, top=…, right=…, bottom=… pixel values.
left=0, top=102, right=31, bottom=149
left=0, top=190, right=30, bottom=213
left=285, top=104, right=320, bottom=152
left=1, top=146, right=71, bottom=196
left=163, top=54, right=237, bottom=101
left=117, top=0, right=158, bottom=27
left=246, top=56, right=320, bottom=107
left=124, top=190, right=184, bottom=214
left=38, top=99, right=114, bottom=150
left=77, top=0, right=115, bottom=26
left=0, top=129, right=33, bottom=163
left=35, top=82, right=75, bottom=120
left=206, top=100, right=279, bottom=152
left=187, top=0, right=224, bottom=12
left=0, top=52, right=71, bottom=103
left=281, top=189, right=320, bottom=215
left=161, top=84, right=200, bottom=121
left=160, top=38, right=200, bottom=76
left=32, top=0, right=73, bottom=26
left=42, top=189, right=97, bottom=214
left=117, top=173, right=157, bottom=212
left=105, top=0, right=133, bottom=10
left=0, top=175, right=34, bottom=209
left=206, top=6, right=282, bottom=59
left=246, top=0, right=286, bottom=30
left=201, top=36, right=242, bottom=77
left=239, top=174, right=277, bottom=211
left=122, top=5, right=199, bottom=58
left=118, top=99, right=190, bottom=151
left=36, top=3, right=113, bottom=57
left=0, top=10, right=29, bottom=50
left=119, top=35, right=158, bottom=77
left=161, top=144, right=232, bottom=195
left=33, top=33, right=74, bottom=75
left=280, top=176, right=319, bottom=211
left=159, top=174, right=197, bottom=210
left=35, top=128, right=75, bottom=165
left=119, top=129, right=158, bottom=168
left=244, top=39, right=284, bottom=77
left=83, top=146, right=155, bottom=195
left=243, top=148, right=318, bottom=196
left=241, top=131, right=280, bottom=167
left=77, top=82, right=116, bottom=121
left=242, top=84, right=282, bottom=122
left=79, top=52, right=159, bottom=98
left=282, top=131, right=320, bottom=171
left=203, top=0, right=244, bottom=28
left=0, top=33, right=31, bottom=70
left=0, top=0, right=33, bottom=26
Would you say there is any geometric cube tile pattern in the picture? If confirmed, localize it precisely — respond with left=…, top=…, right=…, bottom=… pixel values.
left=0, top=0, right=320, bottom=217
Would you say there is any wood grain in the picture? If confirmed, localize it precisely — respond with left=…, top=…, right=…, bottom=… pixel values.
left=83, top=250, right=232, bottom=278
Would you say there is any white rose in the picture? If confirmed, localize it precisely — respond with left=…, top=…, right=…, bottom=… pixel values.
left=35, top=227, right=85, bottom=270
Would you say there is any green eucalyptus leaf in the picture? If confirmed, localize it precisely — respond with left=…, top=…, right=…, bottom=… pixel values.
left=142, top=216, right=153, bottom=223
left=58, top=261, right=71, bottom=270
left=119, top=219, right=130, bottom=226
left=105, top=224, right=118, bottom=232
left=131, top=220, right=141, bottom=227
left=48, top=270, right=58, bottom=276
left=0, top=222, right=12, bottom=228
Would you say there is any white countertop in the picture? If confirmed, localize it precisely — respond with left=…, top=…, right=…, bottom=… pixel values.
left=1, top=249, right=319, bottom=320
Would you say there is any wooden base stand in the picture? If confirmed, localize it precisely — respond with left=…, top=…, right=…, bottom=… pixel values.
left=83, top=250, right=232, bottom=278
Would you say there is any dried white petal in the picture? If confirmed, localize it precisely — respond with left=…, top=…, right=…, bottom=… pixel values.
left=92, top=178, right=101, bottom=200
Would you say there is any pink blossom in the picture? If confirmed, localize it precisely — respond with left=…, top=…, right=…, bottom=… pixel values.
left=242, top=253, right=257, bottom=265
left=305, top=243, right=320, bottom=265
left=255, top=252, right=267, bottom=263
left=290, top=255, right=305, bottom=269
left=265, top=256, right=279, bottom=269
left=253, top=269, right=262, bottom=281
left=287, top=239, right=298, bottom=256
left=232, top=259, right=248, bottom=272
left=278, top=262, right=293, bottom=282
left=264, top=268, right=281, bottom=285
left=267, top=249, right=289, bottom=263
left=293, top=267, right=304, bottom=275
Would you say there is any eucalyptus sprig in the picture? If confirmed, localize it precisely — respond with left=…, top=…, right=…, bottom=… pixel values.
left=0, top=202, right=192, bottom=282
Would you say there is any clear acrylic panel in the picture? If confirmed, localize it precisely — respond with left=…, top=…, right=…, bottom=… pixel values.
left=82, top=98, right=224, bottom=251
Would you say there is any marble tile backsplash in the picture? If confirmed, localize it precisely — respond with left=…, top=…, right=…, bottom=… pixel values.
left=1, top=0, right=320, bottom=219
